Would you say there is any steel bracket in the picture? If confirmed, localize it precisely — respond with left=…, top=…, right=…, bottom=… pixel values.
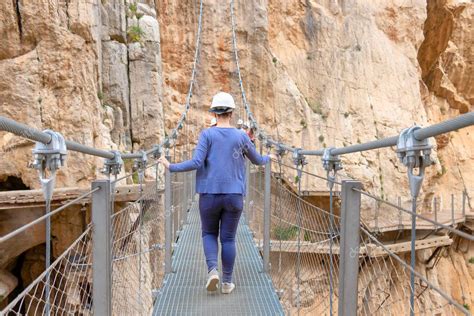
left=322, top=148, right=343, bottom=173
left=31, top=130, right=67, bottom=201
left=101, top=150, right=123, bottom=176
left=264, top=139, right=273, bottom=152
left=292, top=148, right=307, bottom=167
left=163, top=137, right=171, bottom=149
left=396, top=126, right=433, bottom=198
left=323, top=148, right=342, bottom=190
left=152, top=145, right=162, bottom=160
left=275, top=143, right=287, bottom=157
left=133, top=151, right=148, bottom=183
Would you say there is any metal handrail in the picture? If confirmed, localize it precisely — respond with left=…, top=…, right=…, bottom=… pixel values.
left=302, top=112, right=474, bottom=156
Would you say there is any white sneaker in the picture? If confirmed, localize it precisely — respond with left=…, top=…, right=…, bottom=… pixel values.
left=221, top=282, right=235, bottom=294
left=206, top=269, right=219, bottom=291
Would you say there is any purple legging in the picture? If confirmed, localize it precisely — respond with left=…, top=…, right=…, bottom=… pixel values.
left=199, top=193, right=243, bottom=283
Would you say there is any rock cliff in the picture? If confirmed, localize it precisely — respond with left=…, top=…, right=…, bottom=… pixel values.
left=0, top=0, right=472, bottom=312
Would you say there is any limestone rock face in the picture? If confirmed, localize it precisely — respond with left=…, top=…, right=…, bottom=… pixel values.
left=102, top=40, right=131, bottom=148
left=157, top=0, right=472, bottom=212
left=0, top=0, right=473, bottom=312
left=0, top=0, right=165, bottom=188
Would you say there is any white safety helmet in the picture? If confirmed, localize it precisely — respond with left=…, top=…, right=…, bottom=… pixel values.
left=209, top=92, right=235, bottom=114
left=210, top=117, right=217, bottom=126
left=237, top=119, right=243, bottom=127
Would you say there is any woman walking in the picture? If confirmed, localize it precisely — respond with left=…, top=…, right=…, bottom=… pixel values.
left=159, top=92, right=270, bottom=294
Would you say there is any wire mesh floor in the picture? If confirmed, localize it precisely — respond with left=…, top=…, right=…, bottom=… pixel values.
left=153, top=197, right=284, bottom=315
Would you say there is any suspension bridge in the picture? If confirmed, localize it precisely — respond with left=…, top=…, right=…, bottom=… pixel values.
left=1, top=1, right=473, bottom=315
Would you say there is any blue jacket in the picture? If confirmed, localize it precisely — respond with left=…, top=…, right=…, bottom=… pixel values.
left=169, top=127, right=269, bottom=194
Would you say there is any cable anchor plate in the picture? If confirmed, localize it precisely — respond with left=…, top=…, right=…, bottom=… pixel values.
left=101, top=150, right=123, bottom=176
left=31, top=130, right=67, bottom=201
left=396, top=126, right=433, bottom=198
left=133, top=151, right=148, bottom=184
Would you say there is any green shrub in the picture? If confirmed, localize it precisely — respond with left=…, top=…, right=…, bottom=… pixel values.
left=464, top=304, right=470, bottom=311
left=129, top=3, right=138, bottom=15
left=274, top=226, right=298, bottom=241
left=318, top=135, right=324, bottom=143
left=272, top=57, right=277, bottom=64
left=469, top=257, right=474, bottom=264
left=128, top=25, right=144, bottom=42
left=306, top=98, right=323, bottom=115
left=300, top=119, right=307, bottom=129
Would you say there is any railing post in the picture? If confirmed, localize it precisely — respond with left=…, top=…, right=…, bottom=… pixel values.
left=338, top=180, right=362, bottom=316
left=263, top=159, right=271, bottom=273
left=245, top=159, right=251, bottom=226
left=91, top=179, right=112, bottom=316
left=164, top=165, right=173, bottom=274
left=183, top=151, right=189, bottom=212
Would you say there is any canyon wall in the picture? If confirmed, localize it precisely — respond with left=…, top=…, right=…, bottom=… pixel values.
left=1, top=0, right=472, bottom=206
left=0, top=0, right=472, bottom=312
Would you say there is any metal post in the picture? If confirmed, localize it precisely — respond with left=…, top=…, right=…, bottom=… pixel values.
left=338, top=180, right=362, bottom=316
left=91, top=180, right=112, bottom=316
left=263, top=159, right=271, bottom=273
left=191, top=149, right=196, bottom=201
left=183, top=151, right=189, bottom=212
left=164, top=166, right=173, bottom=274
left=245, top=159, right=251, bottom=225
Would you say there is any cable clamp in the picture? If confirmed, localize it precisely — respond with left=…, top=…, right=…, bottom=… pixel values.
left=396, top=126, right=433, bottom=198
left=292, top=148, right=306, bottom=167
left=163, top=137, right=171, bottom=149
left=101, top=150, right=123, bottom=176
left=152, top=145, right=162, bottom=160
left=31, top=130, right=67, bottom=201
left=322, top=148, right=342, bottom=173
left=322, top=148, right=342, bottom=190
left=133, top=151, right=148, bottom=183
left=264, top=139, right=273, bottom=152
left=275, top=143, right=287, bottom=157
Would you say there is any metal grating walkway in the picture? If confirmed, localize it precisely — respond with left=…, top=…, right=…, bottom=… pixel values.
left=153, top=197, right=284, bottom=315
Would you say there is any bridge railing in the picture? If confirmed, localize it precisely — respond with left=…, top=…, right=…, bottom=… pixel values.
left=0, top=160, right=195, bottom=316
left=1, top=202, right=95, bottom=315
left=246, top=157, right=472, bottom=316
left=109, top=171, right=164, bottom=315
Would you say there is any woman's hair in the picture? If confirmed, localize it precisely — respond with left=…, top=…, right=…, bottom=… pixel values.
left=217, top=111, right=232, bottom=119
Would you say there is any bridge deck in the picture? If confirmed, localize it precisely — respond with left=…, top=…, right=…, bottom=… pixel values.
left=153, top=198, right=284, bottom=315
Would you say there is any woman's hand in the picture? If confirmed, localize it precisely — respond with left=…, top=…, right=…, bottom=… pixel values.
left=158, top=156, right=170, bottom=169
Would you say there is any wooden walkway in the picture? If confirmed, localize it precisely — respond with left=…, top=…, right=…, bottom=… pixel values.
left=0, top=184, right=150, bottom=209
left=366, top=211, right=465, bottom=233
left=255, top=235, right=453, bottom=257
